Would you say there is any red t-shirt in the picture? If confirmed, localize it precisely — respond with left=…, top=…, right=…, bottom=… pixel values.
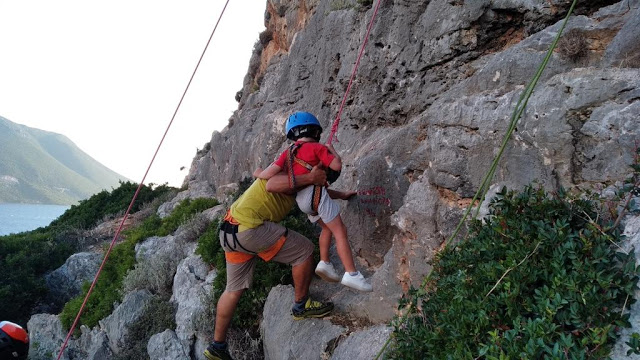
left=274, top=141, right=335, bottom=176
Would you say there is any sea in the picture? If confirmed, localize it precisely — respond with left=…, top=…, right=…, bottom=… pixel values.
left=0, top=203, right=70, bottom=236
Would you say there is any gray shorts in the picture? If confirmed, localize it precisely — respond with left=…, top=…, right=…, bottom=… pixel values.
left=219, top=221, right=314, bottom=291
left=296, top=185, right=340, bottom=224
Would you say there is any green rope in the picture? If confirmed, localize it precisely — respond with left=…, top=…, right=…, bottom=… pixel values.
left=375, top=1, right=579, bottom=358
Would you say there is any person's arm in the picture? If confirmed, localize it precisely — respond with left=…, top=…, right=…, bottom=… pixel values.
left=255, top=163, right=283, bottom=180
left=265, top=164, right=327, bottom=194
left=326, top=144, right=342, bottom=171
left=327, top=188, right=356, bottom=200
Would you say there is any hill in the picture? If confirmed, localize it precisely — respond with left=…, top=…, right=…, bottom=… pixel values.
left=0, top=116, right=129, bottom=204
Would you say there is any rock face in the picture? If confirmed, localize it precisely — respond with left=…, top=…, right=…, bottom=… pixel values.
left=26, top=0, right=640, bottom=359
left=99, top=289, right=154, bottom=354
left=185, top=0, right=640, bottom=323
left=261, top=285, right=345, bottom=360
left=147, top=330, right=191, bottom=360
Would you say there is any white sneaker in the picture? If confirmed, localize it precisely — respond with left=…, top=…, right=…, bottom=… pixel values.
left=315, top=262, right=341, bottom=282
left=341, top=272, right=373, bottom=292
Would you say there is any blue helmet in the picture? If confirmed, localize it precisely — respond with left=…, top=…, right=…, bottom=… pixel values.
left=285, top=112, right=322, bottom=140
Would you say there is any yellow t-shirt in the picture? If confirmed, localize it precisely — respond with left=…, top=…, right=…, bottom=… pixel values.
left=230, top=179, right=295, bottom=231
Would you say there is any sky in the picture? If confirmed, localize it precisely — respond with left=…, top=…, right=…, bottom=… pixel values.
left=0, top=1, right=266, bottom=187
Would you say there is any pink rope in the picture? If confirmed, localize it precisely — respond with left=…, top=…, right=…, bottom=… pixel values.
left=55, top=1, right=230, bottom=358
left=326, top=0, right=383, bottom=145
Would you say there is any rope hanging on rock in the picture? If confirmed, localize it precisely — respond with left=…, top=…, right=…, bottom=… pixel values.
left=326, top=0, right=383, bottom=145
left=55, top=1, right=231, bottom=359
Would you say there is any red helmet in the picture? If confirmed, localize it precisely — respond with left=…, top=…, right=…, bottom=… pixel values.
left=0, top=321, right=28, bottom=359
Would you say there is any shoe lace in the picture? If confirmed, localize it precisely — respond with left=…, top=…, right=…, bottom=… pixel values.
left=306, top=298, right=326, bottom=309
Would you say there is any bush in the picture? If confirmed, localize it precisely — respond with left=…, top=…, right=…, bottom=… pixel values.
left=389, top=185, right=639, bottom=359
left=122, top=254, right=180, bottom=297
left=156, top=198, right=219, bottom=236
left=50, top=181, right=173, bottom=231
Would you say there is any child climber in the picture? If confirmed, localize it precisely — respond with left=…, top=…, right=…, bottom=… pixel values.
left=257, top=111, right=372, bottom=292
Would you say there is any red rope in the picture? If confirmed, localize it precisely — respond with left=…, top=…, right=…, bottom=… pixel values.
left=55, top=1, right=230, bottom=358
left=326, top=0, right=383, bottom=145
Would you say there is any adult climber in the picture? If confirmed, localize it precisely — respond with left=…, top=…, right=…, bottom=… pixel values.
left=0, top=321, right=29, bottom=359
left=204, top=165, right=332, bottom=360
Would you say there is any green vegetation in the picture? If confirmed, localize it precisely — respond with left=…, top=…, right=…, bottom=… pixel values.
left=60, top=197, right=219, bottom=330
left=389, top=185, right=639, bottom=359
left=0, top=182, right=171, bottom=326
left=51, top=181, right=172, bottom=230
left=196, top=178, right=320, bottom=330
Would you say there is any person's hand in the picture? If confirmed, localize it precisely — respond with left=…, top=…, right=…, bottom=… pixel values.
left=309, top=165, right=327, bottom=186
left=252, top=168, right=263, bottom=178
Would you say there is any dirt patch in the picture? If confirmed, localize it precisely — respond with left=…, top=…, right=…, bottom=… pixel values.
left=328, top=312, right=374, bottom=333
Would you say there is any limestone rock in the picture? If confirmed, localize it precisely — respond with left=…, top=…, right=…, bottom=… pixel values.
left=330, top=325, right=392, bottom=360
left=146, top=329, right=190, bottom=360
left=261, top=285, right=345, bottom=360
left=99, top=289, right=154, bottom=354
left=76, top=326, right=113, bottom=360
left=44, top=252, right=102, bottom=308
left=27, top=314, right=69, bottom=360
left=171, top=252, right=217, bottom=357
left=157, top=181, right=216, bottom=218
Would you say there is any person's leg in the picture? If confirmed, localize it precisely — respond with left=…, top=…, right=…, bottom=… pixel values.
left=313, top=219, right=341, bottom=282
left=317, top=219, right=332, bottom=263
left=291, top=253, right=313, bottom=302
left=213, top=289, right=244, bottom=342
left=269, top=226, right=334, bottom=318
left=322, top=216, right=372, bottom=292
left=324, top=215, right=356, bottom=273
left=206, top=253, right=255, bottom=360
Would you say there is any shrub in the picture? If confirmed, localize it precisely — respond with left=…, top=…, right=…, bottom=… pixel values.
left=558, top=28, right=588, bottom=63
left=50, top=181, right=173, bottom=231
left=196, top=218, right=221, bottom=265
left=389, top=185, right=639, bottom=359
left=121, top=253, right=180, bottom=297
left=157, top=198, right=219, bottom=236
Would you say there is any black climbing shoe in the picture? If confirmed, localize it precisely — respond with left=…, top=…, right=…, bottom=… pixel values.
left=204, top=343, right=234, bottom=360
left=291, top=297, right=334, bottom=320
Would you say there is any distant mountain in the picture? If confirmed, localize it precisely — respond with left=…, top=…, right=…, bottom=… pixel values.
left=0, top=116, right=129, bottom=204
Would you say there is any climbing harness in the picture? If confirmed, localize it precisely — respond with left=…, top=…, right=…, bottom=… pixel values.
left=221, top=210, right=289, bottom=264
left=285, top=142, right=323, bottom=215
left=55, top=1, right=231, bottom=359
left=221, top=210, right=256, bottom=255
